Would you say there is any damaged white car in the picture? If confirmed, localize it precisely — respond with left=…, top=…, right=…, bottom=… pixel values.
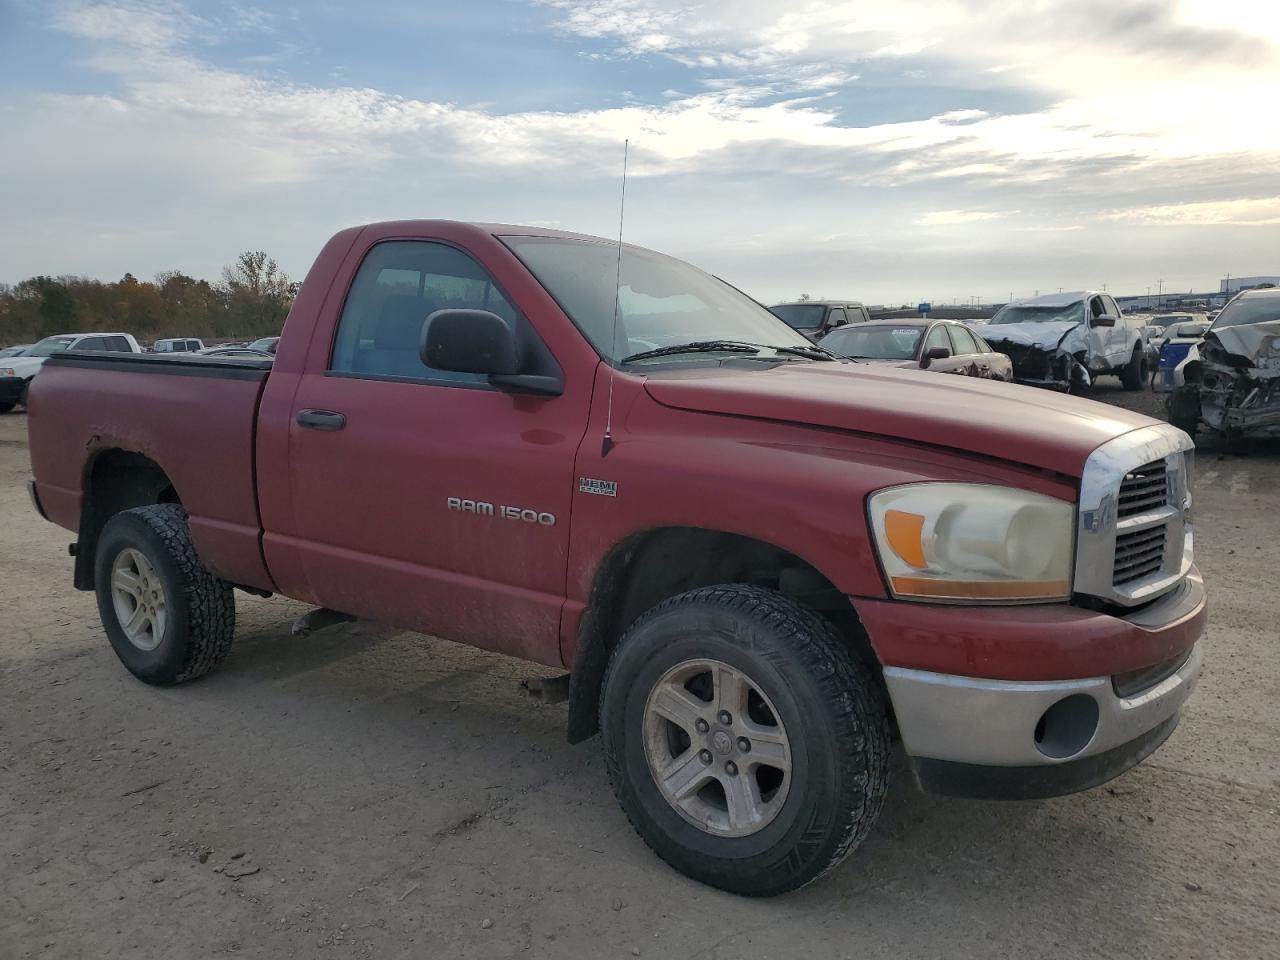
left=1168, top=287, right=1280, bottom=440
left=982, top=291, right=1148, bottom=392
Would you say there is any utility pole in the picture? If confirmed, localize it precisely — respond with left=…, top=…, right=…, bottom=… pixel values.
left=1157, top=278, right=1164, bottom=309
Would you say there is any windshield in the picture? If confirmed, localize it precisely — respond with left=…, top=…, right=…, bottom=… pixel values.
left=1212, top=297, right=1280, bottom=330
left=1148, top=315, right=1193, bottom=329
left=503, top=237, right=811, bottom=363
left=249, top=337, right=279, bottom=353
left=821, top=325, right=922, bottom=360
left=990, top=302, right=1086, bottom=325
left=770, top=303, right=826, bottom=331
left=27, top=336, right=76, bottom=357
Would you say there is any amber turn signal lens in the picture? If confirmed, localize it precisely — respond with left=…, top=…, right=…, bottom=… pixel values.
left=883, top=509, right=927, bottom=568
left=889, top=576, right=1070, bottom=601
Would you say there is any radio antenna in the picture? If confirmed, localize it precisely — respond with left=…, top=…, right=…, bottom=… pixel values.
left=601, top=138, right=629, bottom=458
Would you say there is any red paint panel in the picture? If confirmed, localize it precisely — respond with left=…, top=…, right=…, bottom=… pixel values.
left=644, top=362, right=1153, bottom=478
left=853, top=570, right=1205, bottom=681
left=27, top=363, right=273, bottom=591
left=559, top=365, right=1081, bottom=665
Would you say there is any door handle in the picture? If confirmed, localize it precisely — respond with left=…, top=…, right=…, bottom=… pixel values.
left=296, top=409, right=347, bottom=431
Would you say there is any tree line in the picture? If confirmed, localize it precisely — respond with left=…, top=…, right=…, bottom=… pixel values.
left=0, top=252, right=297, bottom=345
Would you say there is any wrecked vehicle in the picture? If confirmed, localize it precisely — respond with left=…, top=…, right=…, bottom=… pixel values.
left=983, top=291, right=1148, bottom=392
left=1168, top=288, right=1280, bottom=439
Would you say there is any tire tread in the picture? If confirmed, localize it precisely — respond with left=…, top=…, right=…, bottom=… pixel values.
left=600, top=584, right=888, bottom=896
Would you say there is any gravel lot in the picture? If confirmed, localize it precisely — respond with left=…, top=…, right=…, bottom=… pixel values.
left=1, top=379, right=1277, bottom=960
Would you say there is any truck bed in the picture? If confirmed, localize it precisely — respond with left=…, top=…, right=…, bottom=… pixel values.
left=27, top=351, right=276, bottom=591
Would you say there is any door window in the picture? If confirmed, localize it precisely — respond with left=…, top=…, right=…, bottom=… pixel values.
left=76, top=337, right=107, bottom=351
left=922, top=325, right=951, bottom=356
left=946, top=325, right=980, bottom=355
left=330, top=241, right=520, bottom=385
left=106, top=336, right=132, bottom=352
left=827, top=308, right=848, bottom=328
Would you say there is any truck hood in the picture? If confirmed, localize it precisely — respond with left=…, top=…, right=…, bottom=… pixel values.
left=1205, top=319, right=1280, bottom=369
left=2, top=357, right=45, bottom=377
left=979, top=321, right=1087, bottom=354
left=643, top=363, right=1154, bottom=477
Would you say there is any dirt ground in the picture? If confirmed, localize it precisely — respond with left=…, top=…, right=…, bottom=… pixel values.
left=1, top=379, right=1277, bottom=960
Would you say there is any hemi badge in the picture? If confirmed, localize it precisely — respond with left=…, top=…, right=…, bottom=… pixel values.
left=579, top=477, right=618, bottom=497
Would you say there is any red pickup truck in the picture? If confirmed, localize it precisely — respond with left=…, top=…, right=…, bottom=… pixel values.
left=27, top=220, right=1205, bottom=895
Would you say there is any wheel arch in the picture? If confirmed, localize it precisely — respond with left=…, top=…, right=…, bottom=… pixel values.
left=75, top=448, right=181, bottom=590
left=566, top=525, right=883, bottom=744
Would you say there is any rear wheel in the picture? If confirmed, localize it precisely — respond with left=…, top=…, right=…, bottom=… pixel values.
left=600, top=585, right=888, bottom=896
left=1120, top=346, right=1147, bottom=390
left=94, top=504, right=236, bottom=684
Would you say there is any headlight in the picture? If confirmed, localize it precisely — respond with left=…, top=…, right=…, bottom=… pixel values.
left=0, top=368, right=16, bottom=377
left=868, top=483, right=1073, bottom=602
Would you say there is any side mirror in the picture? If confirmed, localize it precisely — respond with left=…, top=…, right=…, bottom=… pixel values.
left=1092, top=314, right=1117, bottom=328
left=422, top=309, right=520, bottom=376
left=920, top=346, right=951, bottom=368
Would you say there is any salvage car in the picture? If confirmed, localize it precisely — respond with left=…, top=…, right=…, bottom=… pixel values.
left=27, top=220, right=1204, bottom=896
left=0, top=332, right=140, bottom=413
left=770, top=300, right=871, bottom=340
left=1152, top=322, right=1211, bottom=394
left=819, top=318, right=1012, bottom=380
left=982, top=291, right=1148, bottom=391
left=1168, top=287, right=1280, bottom=439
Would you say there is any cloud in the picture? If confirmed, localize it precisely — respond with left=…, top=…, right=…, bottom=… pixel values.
left=917, top=210, right=1009, bottom=227
left=3, top=0, right=1280, bottom=301
left=1104, top=197, right=1280, bottom=226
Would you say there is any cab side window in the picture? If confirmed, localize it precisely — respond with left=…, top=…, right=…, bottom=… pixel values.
left=330, top=241, right=520, bottom=384
left=827, top=308, right=848, bottom=329
left=76, top=337, right=107, bottom=352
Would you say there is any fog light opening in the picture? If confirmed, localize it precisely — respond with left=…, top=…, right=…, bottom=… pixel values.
left=1033, top=694, right=1100, bottom=760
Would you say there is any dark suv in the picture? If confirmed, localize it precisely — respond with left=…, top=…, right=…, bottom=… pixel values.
left=770, top=300, right=872, bottom=341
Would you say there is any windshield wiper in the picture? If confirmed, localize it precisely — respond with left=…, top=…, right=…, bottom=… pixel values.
left=621, top=340, right=836, bottom=364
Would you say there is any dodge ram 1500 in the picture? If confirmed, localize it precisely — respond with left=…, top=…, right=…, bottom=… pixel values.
left=27, top=220, right=1205, bottom=895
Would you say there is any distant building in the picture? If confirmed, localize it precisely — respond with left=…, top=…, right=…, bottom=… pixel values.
left=1221, top=276, right=1280, bottom=294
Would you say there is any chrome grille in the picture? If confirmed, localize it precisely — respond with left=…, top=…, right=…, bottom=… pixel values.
left=1113, top=525, right=1168, bottom=585
left=1074, top=424, right=1194, bottom=607
left=1117, top=461, right=1169, bottom=518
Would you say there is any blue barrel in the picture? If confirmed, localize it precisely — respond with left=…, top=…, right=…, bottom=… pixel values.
left=1153, top=341, right=1194, bottom=393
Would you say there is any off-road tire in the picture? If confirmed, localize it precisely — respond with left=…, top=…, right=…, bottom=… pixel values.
left=94, top=504, right=235, bottom=685
left=600, top=584, right=889, bottom=896
left=1167, top=388, right=1200, bottom=441
left=1120, top=346, right=1147, bottom=391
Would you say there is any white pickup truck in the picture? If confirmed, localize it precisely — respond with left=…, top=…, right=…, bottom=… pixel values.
left=980, top=291, right=1148, bottom=392
left=0, top=332, right=142, bottom=412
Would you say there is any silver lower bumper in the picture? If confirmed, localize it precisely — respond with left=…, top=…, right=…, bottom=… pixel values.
left=885, top=641, right=1202, bottom=769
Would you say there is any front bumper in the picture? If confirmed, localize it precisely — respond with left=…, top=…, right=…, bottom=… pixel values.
left=855, top=570, right=1206, bottom=799
left=0, top=376, right=25, bottom=404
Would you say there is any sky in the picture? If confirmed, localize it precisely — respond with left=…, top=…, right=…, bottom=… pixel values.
left=1, top=0, right=1279, bottom=306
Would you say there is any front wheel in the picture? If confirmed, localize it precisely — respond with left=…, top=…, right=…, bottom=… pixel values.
left=600, top=585, right=889, bottom=896
left=1120, top=346, right=1148, bottom=390
left=94, top=504, right=236, bottom=684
